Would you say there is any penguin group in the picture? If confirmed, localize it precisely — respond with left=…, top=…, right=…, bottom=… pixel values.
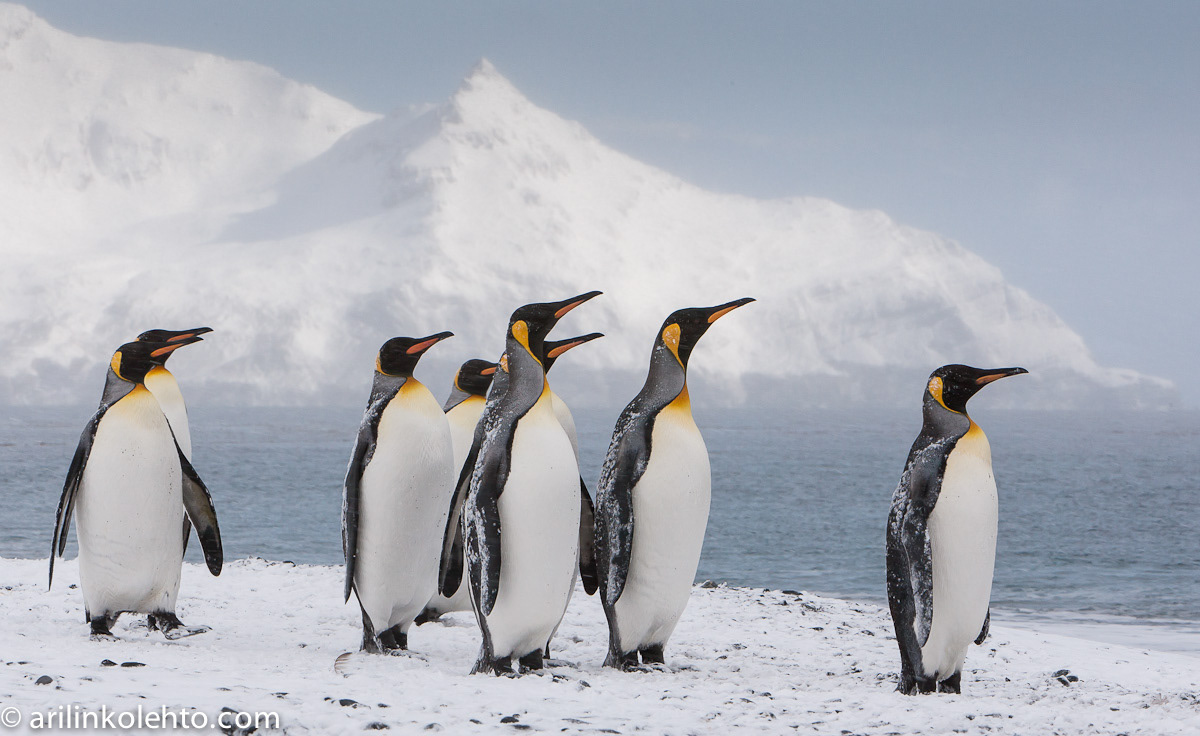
left=46, top=304, right=1028, bottom=695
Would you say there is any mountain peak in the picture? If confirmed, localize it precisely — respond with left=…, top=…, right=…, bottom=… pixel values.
left=449, top=58, right=536, bottom=120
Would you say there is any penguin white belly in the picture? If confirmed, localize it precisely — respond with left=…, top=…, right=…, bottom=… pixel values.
left=484, top=398, right=579, bottom=659
left=145, top=367, right=191, bottom=459
left=551, top=391, right=580, bottom=462
left=355, top=381, right=455, bottom=633
left=424, top=397, right=485, bottom=616
left=613, top=401, right=710, bottom=652
left=921, top=425, right=997, bottom=679
left=76, top=387, right=184, bottom=618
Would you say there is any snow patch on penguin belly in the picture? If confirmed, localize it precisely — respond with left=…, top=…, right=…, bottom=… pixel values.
left=76, top=388, right=184, bottom=617
left=921, top=426, right=997, bottom=679
left=484, top=407, right=579, bottom=659
left=355, top=383, right=454, bottom=632
left=614, top=407, right=710, bottom=653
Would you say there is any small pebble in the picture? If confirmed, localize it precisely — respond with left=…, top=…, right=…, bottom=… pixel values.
left=365, top=723, right=389, bottom=731
left=500, top=714, right=520, bottom=723
left=339, top=698, right=360, bottom=708
left=35, top=675, right=52, bottom=685
left=100, top=660, right=117, bottom=667
left=120, top=662, right=145, bottom=668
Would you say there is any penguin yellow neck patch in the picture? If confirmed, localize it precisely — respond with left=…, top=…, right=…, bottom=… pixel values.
left=511, top=320, right=540, bottom=363
left=662, top=323, right=682, bottom=365
left=927, top=376, right=961, bottom=414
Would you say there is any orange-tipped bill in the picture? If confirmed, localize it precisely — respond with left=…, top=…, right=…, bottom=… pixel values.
left=406, top=331, right=454, bottom=355
left=975, top=367, right=1029, bottom=385
left=707, top=297, right=756, bottom=323
left=553, top=290, right=603, bottom=319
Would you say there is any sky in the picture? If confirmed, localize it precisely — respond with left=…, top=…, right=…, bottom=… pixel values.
left=16, top=0, right=1200, bottom=405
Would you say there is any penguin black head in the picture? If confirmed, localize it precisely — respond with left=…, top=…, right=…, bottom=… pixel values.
left=507, top=291, right=602, bottom=365
left=137, top=326, right=213, bottom=344
left=377, top=332, right=454, bottom=377
left=454, top=358, right=498, bottom=397
left=655, top=297, right=755, bottom=368
left=542, top=332, right=604, bottom=374
left=110, top=338, right=204, bottom=385
left=925, top=364, right=1029, bottom=414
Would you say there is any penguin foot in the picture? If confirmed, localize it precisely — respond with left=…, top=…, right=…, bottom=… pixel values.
left=603, top=649, right=641, bottom=671
left=149, top=613, right=211, bottom=640
left=518, top=650, right=544, bottom=672
left=161, top=624, right=212, bottom=640
left=937, top=672, right=962, bottom=694
left=414, top=609, right=441, bottom=626
left=378, top=626, right=408, bottom=653
left=472, top=656, right=515, bottom=676
left=639, top=644, right=665, bottom=665
left=88, top=614, right=118, bottom=639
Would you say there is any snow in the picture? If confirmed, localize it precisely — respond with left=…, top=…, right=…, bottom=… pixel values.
left=1, top=557, right=1197, bottom=735
left=0, top=5, right=1177, bottom=408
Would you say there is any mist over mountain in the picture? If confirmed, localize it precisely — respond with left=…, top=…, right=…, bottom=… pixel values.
left=0, top=5, right=1176, bottom=409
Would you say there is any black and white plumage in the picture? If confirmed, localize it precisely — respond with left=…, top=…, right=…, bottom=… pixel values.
left=342, top=332, right=455, bottom=653
left=886, top=364, right=1027, bottom=694
left=50, top=339, right=222, bottom=639
left=594, top=298, right=753, bottom=670
left=439, top=291, right=600, bottom=675
left=418, top=358, right=498, bottom=623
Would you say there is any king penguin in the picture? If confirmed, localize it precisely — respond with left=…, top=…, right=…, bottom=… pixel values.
left=439, top=291, right=601, bottom=675
left=538, top=333, right=604, bottom=656
left=343, top=332, right=456, bottom=653
left=50, top=339, right=223, bottom=638
left=886, top=364, right=1027, bottom=694
left=417, top=358, right=498, bottom=623
left=594, top=297, right=754, bottom=670
left=136, top=327, right=212, bottom=460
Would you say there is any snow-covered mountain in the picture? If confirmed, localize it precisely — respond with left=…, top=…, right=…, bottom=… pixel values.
left=0, top=4, right=1175, bottom=408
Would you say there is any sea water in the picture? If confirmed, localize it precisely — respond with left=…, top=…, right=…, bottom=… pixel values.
left=3, top=405, right=1197, bottom=653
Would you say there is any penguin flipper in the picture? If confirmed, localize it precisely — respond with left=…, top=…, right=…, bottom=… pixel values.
left=343, top=381, right=401, bottom=602
left=975, top=608, right=990, bottom=645
left=885, top=438, right=948, bottom=676
left=578, top=478, right=598, bottom=596
left=438, top=425, right=483, bottom=597
left=342, top=425, right=375, bottom=602
left=463, top=444, right=506, bottom=616
left=177, top=444, right=223, bottom=576
left=595, top=413, right=651, bottom=609
left=49, top=409, right=105, bottom=587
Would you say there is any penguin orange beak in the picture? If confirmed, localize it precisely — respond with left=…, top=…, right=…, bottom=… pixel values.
left=166, top=327, right=213, bottom=341
left=974, top=367, right=1029, bottom=386
left=706, top=297, right=756, bottom=324
left=480, top=365, right=497, bottom=376
left=149, top=335, right=204, bottom=358
left=405, top=331, right=454, bottom=355
left=553, top=291, right=603, bottom=319
left=546, top=332, right=605, bottom=359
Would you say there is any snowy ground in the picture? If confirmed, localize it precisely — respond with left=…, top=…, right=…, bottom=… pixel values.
left=1, top=558, right=1197, bottom=735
